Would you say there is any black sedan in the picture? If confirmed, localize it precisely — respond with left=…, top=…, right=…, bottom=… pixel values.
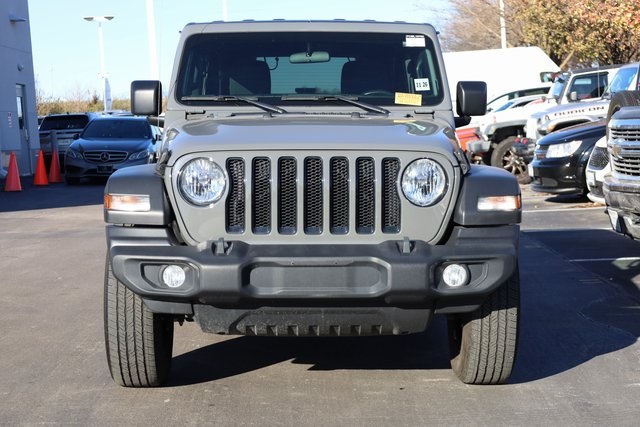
left=528, top=120, right=606, bottom=195
left=64, top=116, right=160, bottom=184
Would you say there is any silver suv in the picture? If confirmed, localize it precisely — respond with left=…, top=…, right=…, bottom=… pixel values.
left=103, top=20, right=522, bottom=387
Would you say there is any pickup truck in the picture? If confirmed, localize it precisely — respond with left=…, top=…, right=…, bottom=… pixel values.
left=603, top=90, right=640, bottom=239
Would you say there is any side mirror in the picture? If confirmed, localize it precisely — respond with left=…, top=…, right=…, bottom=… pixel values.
left=73, top=133, right=80, bottom=140
left=131, top=80, right=162, bottom=116
left=456, top=81, right=487, bottom=117
left=569, top=91, right=578, bottom=102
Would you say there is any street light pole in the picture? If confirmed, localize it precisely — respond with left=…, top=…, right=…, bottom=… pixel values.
left=84, top=16, right=114, bottom=111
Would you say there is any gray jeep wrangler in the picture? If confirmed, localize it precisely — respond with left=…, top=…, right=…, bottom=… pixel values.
left=103, top=20, right=521, bottom=387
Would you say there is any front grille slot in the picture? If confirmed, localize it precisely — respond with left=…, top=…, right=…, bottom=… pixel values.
left=611, top=157, right=640, bottom=177
left=278, top=158, right=297, bottom=234
left=356, top=158, right=375, bottom=234
left=330, top=157, right=350, bottom=234
left=304, top=157, right=323, bottom=234
left=226, top=159, right=245, bottom=233
left=225, top=155, right=402, bottom=236
left=382, top=158, right=401, bottom=233
left=611, top=128, right=640, bottom=142
left=252, top=158, right=271, bottom=234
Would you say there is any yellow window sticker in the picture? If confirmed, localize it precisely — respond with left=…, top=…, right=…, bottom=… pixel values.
left=414, top=78, right=431, bottom=91
left=395, top=92, right=422, bottom=106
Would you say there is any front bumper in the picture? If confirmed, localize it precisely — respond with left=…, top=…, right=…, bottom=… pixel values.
left=65, top=157, right=148, bottom=178
left=530, top=155, right=587, bottom=194
left=107, top=224, right=519, bottom=334
left=604, top=175, right=640, bottom=239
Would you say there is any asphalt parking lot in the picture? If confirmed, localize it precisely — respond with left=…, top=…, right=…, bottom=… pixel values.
left=0, top=180, right=639, bottom=426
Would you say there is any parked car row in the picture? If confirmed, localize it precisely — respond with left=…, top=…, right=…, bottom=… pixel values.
left=528, top=63, right=640, bottom=200
left=457, top=62, right=640, bottom=188
left=37, top=112, right=160, bottom=184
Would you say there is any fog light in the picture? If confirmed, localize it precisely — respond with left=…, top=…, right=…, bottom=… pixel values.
left=161, top=265, right=186, bottom=288
left=442, top=264, right=469, bottom=287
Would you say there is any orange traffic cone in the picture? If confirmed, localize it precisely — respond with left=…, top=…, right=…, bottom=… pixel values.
left=34, top=149, right=49, bottom=186
left=49, top=149, right=62, bottom=183
left=4, top=151, right=22, bottom=192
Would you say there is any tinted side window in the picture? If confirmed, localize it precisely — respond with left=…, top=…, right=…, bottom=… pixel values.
left=40, top=116, right=89, bottom=131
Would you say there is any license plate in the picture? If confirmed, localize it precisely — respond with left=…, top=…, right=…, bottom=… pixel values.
left=586, top=171, right=596, bottom=187
left=97, top=164, right=113, bottom=174
left=527, top=163, right=534, bottom=178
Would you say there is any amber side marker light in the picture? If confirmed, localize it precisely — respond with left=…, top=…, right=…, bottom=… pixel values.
left=477, top=195, right=521, bottom=211
left=104, top=194, right=151, bottom=212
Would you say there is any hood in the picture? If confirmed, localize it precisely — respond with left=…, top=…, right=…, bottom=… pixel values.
left=71, top=137, right=153, bottom=153
left=530, top=98, right=609, bottom=120
left=537, top=119, right=606, bottom=145
left=163, top=116, right=459, bottom=166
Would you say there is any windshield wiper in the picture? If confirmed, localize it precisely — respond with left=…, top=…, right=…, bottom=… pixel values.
left=282, top=94, right=390, bottom=115
left=180, top=95, right=287, bottom=114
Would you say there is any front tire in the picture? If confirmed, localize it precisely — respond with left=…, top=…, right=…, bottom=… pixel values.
left=104, top=256, right=174, bottom=387
left=490, top=137, right=531, bottom=184
left=447, top=265, right=520, bottom=385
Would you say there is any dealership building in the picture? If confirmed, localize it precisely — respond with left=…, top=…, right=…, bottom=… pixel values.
left=0, top=0, right=39, bottom=178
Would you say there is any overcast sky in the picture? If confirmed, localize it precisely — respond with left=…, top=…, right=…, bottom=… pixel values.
left=27, top=0, right=449, bottom=100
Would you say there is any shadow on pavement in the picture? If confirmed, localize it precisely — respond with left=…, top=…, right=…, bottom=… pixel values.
left=0, top=177, right=106, bottom=212
left=169, top=317, right=451, bottom=387
left=510, top=229, right=640, bottom=384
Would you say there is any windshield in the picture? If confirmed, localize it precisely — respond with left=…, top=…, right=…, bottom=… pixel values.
left=549, top=74, right=568, bottom=100
left=82, top=119, right=152, bottom=139
left=603, top=66, right=639, bottom=97
left=176, top=31, right=444, bottom=107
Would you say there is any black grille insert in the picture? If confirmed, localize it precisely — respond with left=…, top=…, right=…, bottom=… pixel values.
left=253, top=158, right=271, bottom=234
left=304, top=157, right=323, bottom=234
left=382, top=158, right=401, bottom=233
left=356, top=158, right=375, bottom=234
left=278, top=157, right=297, bottom=234
left=330, top=157, right=349, bottom=234
left=226, top=158, right=245, bottom=233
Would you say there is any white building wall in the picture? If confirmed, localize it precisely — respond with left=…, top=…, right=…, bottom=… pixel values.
left=0, top=0, right=39, bottom=176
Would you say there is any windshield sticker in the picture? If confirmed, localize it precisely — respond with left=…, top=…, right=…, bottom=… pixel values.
left=404, top=35, right=426, bottom=47
left=395, top=92, right=422, bottom=106
left=414, top=78, right=431, bottom=91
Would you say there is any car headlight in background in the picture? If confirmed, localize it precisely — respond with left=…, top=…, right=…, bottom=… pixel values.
left=66, top=148, right=83, bottom=159
left=546, top=140, right=582, bottom=158
left=178, top=158, right=226, bottom=206
left=129, top=150, right=150, bottom=160
left=401, top=158, right=447, bottom=206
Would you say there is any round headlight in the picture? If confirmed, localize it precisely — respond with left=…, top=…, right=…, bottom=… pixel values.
left=179, top=158, right=226, bottom=206
left=401, top=159, right=447, bottom=206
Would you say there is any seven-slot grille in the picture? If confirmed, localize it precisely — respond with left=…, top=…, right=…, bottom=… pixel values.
left=83, top=150, right=128, bottom=163
left=225, top=156, right=401, bottom=235
left=609, top=127, right=640, bottom=177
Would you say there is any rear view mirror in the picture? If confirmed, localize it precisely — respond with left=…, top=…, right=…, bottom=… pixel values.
left=456, top=81, right=487, bottom=117
left=290, top=51, right=330, bottom=63
left=131, top=80, right=162, bottom=116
